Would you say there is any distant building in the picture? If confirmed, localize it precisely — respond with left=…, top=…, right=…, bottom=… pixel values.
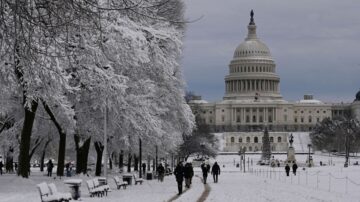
left=189, top=11, right=360, bottom=152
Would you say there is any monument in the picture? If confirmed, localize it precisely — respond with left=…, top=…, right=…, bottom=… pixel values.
left=286, top=134, right=296, bottom=165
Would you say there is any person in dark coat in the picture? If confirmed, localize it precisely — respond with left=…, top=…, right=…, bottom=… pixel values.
left=285, top=164, right=290, bottom=176
left=174, top=162, right=185, bottom=195
left=0, top=161, right=3, bottom=175
left=184, top=162, right=194, bottom=188
left=47, top=160, right=54, bottom=177
left=211, top=161, right=221, bottom=183
left=157, top=163, right=165, bottom=182
left=142, top=163, right=146, bottom=175
left=201, top=162, right=210, bottom=184
left=292, top=163, right=298, bottom=175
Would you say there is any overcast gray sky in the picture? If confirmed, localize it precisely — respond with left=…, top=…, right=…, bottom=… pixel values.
left=181, top=0, right=360, bottom=103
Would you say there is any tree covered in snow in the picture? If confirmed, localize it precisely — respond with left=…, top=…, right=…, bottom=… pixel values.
left=178, top=103, right=218, bottom=161
left=0, top=0, right=194, bottom=177
left=311, top=115, right=360, bottom=166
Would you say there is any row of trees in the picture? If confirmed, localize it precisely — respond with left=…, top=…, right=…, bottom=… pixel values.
left=0, top=0, right=195, bottom=178
left=311, top=115, right=360, bottom=166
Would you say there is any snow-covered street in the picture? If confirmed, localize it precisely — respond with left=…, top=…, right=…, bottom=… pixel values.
left=2, top=154, right=360, bottom=202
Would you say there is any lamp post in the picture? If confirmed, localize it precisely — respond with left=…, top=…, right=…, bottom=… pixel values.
left=238, top=150, right=242, bottom=171
left=103, top=98, right=108, bottom=182
left=307, top=144, right=312, bottom=167
left=243, top=147, right=246, bottom=173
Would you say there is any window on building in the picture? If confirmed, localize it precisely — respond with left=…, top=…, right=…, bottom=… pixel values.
left=308, top=116, right=312, bottom=123
left=209, top=119, right=213, bottom=123
left=210, top=111, right=212, bottom=114
left=254, top=146, right=258, bottom=151
left=317, top=110, right=320, bottom=113
left=239, top=138, right=242, bottom=143
left=230, top=137, right=235, bottom=143
left=301, top=117, right=304, bottom=123
left=253, top=108, right=256, bottom=112
left=295, top=111, right=297, bottom=114
left=278, top=137, right=282, bottom=143
left=236, top=116, right=241, bottom=123
left=222, top=109, right=225, bottom=112
left=284, top=115, right=288, bottom=122
left=246, top=116, right=250, bottom=123
left=252, top=115, right=256, bottom=122
left=246, top=137, right=250, bottom=143
left=254, top=137, right=258, bottom=143
left=268, top=116, right=273, bottom=123
left=317, top=117, right=320, bottom=122
left=271, top=146, right=276, bottom=151
left=259, top=116, right=263, bottom=123
left=270, top=137, right=274, bottom=142
left=294, top=117, right=298, bottom=123
left=323, top=111, right=326, bottom=114
left=249, top=146, right=252, bottom=151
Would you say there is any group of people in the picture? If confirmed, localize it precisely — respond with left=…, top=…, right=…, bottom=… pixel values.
left=174, top=161, right=221, bottom=195
left=285, top=163, right=298, bottom=176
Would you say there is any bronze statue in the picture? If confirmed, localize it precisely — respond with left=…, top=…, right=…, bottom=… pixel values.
left=289, top=134, right=294, bottom=146
left=249, top=9, right=255, bottom=25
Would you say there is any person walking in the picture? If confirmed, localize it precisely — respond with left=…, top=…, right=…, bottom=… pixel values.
left=0, top=161, right=3, bottom=175
left=201, top=162, right=210, bottom=184
left=285, top=164, right=290, bottom=176
left=47, top=160, right=54, bottom=177
left=184, top=162, right=194, bottom=188
left=157, top=163, right=165, bottom=182
left=211, top=161, right=221, bottom=183
left=174, top=162, right=185, bottom=195
left=292, top=163, right=298, bottom=175
left=142, top=163, right=146, bottom=176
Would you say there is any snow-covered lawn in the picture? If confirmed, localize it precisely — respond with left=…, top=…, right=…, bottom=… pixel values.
left=2, top=153, right=360, bottom=202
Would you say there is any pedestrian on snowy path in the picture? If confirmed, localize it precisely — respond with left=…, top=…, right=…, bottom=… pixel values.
left=174, top=162, right=185, bottom=195
left=0, top=161, right=3, bottom=175
left=285, top=164, right=290, bottom=176
left=47, top=160, right=54, bottom=177
left=184, top=162, right=194, bottom=188
left=201, top=162, right=210, bottom=184
left=157, top=163, right=165, bottom=182
left=211, top=161, right=221, bottom=183
left=292, top=163, right=298, bottom=175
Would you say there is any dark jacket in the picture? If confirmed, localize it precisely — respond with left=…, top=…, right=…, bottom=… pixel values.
left=47, top=161, right=54, bottom=171
left=211, top=163, right=220, bottom=175
left=158, top=164, right=165, bottom=175
left=292, top=163, right=298, bottom=171
left=184, top=163, right=194, bottom=178
left=201, top=163, right=210, bottom=176
left=285, top=165, right=290, bottom=172
left=174, top=164, right=184, bottom=182
left=0, top=161, right=3, bottom=169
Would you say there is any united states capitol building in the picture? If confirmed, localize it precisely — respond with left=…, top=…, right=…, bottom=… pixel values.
left=189, top=11, right=360, bottom=153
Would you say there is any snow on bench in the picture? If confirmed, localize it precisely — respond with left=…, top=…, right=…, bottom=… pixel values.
left=133, top=174, right=143, bottom=185
left=86, top=180, right=105, bottom=197
left=37, top=182, right=70, bottom=202
left=113, top=176, right=128, bottom=189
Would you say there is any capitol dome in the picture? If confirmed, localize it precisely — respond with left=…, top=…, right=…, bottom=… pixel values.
left=224, top=10, right=282, bottom=101
left=233, top=40, right=272, bottom=59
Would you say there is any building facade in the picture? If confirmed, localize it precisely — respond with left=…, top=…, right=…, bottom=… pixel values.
left=189, top=12, right=360, bottom=152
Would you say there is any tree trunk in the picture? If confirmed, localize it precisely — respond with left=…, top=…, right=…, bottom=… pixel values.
left=119, top=150, right=124, bottom=171
left=57, top=133, right=66, bottom=176
left=109, top=152, right=113, bottom=170
left=127, top=153, right=132, bottom=173
left=139, top=138, right=142, bottom=178
left=94, top=141, right=104, bottom=176
left=147, top=156, right=151, bottom=171
left=18, top=100, right=38, bottom=178
left=134, top=154, right=138, bottom=171
left=81, top=137, right=91, bottom=174
left=40, top=139, right=51, bottom=172
left=42, top=102, right=67, bottom=176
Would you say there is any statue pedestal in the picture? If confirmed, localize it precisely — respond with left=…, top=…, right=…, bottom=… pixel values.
left=286, top=146, right=296, bottom=166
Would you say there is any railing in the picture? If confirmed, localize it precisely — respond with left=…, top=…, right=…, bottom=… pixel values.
left=249, top=168, right=360, bottom=194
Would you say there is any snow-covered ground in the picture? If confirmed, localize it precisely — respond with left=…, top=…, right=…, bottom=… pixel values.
left=1, top=153, right=360, bottom=202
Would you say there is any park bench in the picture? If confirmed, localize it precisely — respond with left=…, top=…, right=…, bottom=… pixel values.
left=37, top=182, right=69, bottom=202
left=133, top=174, right=143, bottom=185
left=86, top=180, right=104, bottom=197
left=48, top=183, right=72, bottom=202
left=113, top=176, right=128, bottom=189
left=93, top=178, right=110, bottom=196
